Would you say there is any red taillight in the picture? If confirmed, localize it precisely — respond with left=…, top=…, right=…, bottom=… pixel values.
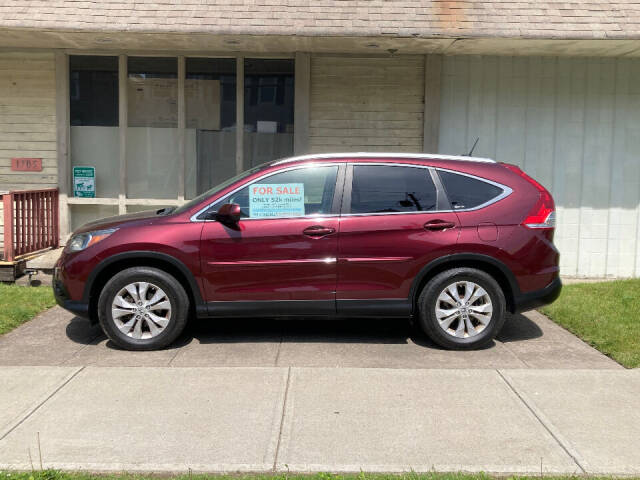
left=501, top=163, right=556, bottom=229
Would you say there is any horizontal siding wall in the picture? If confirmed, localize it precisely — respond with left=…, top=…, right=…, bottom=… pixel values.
left=0, top=200, right=3, bottom=253
left=439, top=55, right=640, bottom=278
left=309, top=55, right=424, bottom=153
left=0, top=51, right=57, bottom=256
left=0, top=52, right=57, bottom=190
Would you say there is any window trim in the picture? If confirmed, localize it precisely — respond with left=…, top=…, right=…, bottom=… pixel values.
left=434, top=167, right=513, bottom=212
left=341, top=162, right=445, bottom=217
left=190, top=163, right=345, bottom=222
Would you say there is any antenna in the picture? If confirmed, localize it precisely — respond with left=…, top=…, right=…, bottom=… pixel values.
left=466, top=137, right=480, bottom=157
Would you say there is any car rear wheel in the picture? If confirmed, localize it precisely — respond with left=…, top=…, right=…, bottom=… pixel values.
left=97, top=267, right=189, bottom=351
left=417, top=267, right=506, bottom=350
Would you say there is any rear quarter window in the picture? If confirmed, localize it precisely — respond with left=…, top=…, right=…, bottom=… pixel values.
left=438, top=170, right=504, bottom=210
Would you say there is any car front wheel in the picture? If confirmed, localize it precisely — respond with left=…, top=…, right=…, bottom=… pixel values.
left=417, top=267, right=506, bottom=350
left=97, top=266, right=189, bottom=351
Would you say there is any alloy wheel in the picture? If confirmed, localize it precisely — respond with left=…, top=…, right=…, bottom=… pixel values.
left=111, top=282, right=172, bottom=340
left=435, top=281, right=493, bottom=338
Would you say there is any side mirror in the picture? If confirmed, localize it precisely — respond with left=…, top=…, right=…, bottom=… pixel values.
left=215, top=203, right=242, bottom=224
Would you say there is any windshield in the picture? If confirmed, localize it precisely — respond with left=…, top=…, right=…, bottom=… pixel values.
left=172, top=161, right=273, bottom=215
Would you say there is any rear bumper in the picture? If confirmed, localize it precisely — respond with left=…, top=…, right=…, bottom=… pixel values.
left=53, top=268, right=90, bottom=320
left=512, top=276, right=562, bottom=313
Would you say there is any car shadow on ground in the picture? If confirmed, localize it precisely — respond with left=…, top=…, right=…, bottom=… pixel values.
left=65, top=312, right=543, bottom=351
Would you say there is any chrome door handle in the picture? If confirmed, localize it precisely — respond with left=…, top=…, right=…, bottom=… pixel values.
left=424, top=220, right=456, bottom=231
left=303, top=225, right=336, bottom=237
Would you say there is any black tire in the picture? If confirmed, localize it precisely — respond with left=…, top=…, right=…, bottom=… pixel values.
left=97, top=266, right=189, bottom=351
left=417, top=267, right=506, bottom=350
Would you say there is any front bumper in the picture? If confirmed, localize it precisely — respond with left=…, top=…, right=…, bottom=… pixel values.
left=53, top=267, right=90, bottom=319
left=512, top=276, right=562, bottom=313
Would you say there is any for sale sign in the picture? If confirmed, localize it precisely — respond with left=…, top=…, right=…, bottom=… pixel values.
left=249, top=183, right=305, bottom=218
left=73, top=166, right=96, bottom=198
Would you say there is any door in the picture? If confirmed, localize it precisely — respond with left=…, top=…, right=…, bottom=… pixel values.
left=337, top=163, right=460, bottom=316
left=200, top=164, right=343, bottom=316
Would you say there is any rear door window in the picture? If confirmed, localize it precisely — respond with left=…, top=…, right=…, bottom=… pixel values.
left=349, top=165, right=437, bottom=214
left=438, top=170, right=503, bottom=210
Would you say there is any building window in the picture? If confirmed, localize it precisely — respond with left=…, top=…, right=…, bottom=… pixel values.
left=65, top=54, right=296, bottom=233
left=186, top=58, right=237, bottom=198
left=69, top=55, right=119, bottom=199
left=126, top=57, right=179, bottom=199
left=244, top=58, right=294, bottom=168
left=70, top=55, right=118, bottom=126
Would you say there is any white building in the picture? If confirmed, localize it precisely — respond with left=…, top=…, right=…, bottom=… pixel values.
left=1, top=1, right=640, bottom=277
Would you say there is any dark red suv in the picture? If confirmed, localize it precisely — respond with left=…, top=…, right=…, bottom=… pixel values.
left=54, top=153, right=561, bottom=351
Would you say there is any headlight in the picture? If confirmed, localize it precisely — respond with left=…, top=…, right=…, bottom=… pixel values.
left=66, top=228, right=118, bottom=252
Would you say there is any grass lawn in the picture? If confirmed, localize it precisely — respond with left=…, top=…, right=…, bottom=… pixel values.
left=540, top=278, right=640, bottom=368
left=0, top=283, right=56, bottom=335
left=0, top=472, right=638, bottom=480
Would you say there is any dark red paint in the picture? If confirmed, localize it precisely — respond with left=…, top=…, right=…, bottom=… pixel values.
left=54, top=155, right=560, bottom=318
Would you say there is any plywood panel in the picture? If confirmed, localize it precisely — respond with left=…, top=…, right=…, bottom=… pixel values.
left=310, top=55, right=424, bottom=153
left=439, top=55, right=640, bottom=278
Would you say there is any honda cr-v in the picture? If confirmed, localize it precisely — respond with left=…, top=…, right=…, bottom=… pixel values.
left=54, top=153, right=561, bottom=350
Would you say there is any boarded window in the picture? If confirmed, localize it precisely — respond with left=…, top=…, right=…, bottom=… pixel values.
left=126, top=57, right=179, bottom=199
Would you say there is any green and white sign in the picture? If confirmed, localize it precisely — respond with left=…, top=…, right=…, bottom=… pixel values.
left=73, top=166, right=96, bottom=198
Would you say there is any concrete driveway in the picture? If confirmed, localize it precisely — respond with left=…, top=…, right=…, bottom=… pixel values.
left=0, top=306, right=621, bottom=369
left=1, top=307, right=638, bottom=475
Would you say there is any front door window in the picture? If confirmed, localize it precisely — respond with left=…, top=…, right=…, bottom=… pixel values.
left=213, top=165, right=339, bottom=219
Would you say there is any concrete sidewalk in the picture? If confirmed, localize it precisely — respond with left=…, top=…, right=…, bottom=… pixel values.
left=0, top=366, right=638, bottom=475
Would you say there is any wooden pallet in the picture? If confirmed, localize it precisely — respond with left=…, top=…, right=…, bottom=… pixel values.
left=0, top=247, right=57, bottom=282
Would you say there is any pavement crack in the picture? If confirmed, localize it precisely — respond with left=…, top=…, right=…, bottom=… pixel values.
left=61, top=332, right=102, bottom=366
left=496, top=369, right=587, bottom=474
left=494, top=338, right=531, bottom=368
left=167, top=347, right=182, bottom=366
left=272, top=366, right=291, bottom=471
left=0, top=366, right=85, bottom=442
left=274, top=335, right=284, bottom=367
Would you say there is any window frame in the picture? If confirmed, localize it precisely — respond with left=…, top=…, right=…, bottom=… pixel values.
left=61, top=53, right=297, bottom=240
left=341, top=163, right=448, bottom=216
left=340, top=163, right=512, bottom=216
left=192, top=162, right=346, bottom=222
left=434, top=167, right=512, bottom=212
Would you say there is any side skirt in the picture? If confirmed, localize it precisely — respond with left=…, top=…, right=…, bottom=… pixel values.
left=336, top=299, right=412, bottom=317
left=206, top=300, right=335, bottom=317
left=200, top=299, right=412, bottom=318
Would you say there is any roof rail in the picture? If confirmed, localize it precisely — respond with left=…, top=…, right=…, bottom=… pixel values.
left=271, top=152, right=496, bottom=165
